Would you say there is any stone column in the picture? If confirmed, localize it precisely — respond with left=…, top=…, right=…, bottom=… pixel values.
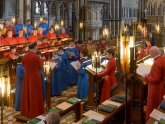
left=18, top=0, right=24, bottom=19
left=26, top=0, right=31, bottom=20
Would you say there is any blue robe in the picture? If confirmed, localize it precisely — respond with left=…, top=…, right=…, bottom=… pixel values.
left=38, top=23, right=49, bottom=35
left=51, top=56, right=62, bottom=96
left=14, top=64, right=24, bottom=111
left=59, top=53, right=70, bottom=90
left=65, top=47, right=79, bottom=85
left=26, top=24, right=34, bottom=37
left=41, top=69, right=46, bottom=100
left=77, top=59, right=91, bottom=99
left=14, top=24, right=24, bottom=36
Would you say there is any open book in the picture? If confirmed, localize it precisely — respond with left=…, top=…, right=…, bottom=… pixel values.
left=70, top=61, right=81, bottom=70
left=136, top=63, right=151, bottom=76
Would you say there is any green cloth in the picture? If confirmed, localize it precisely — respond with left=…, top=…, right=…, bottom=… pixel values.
left=82, top=119, right=99, bottom=124
left=67, top=98, right=79, bottom=104
left=28, top=118, right=41, bottom=124
left=49, top=107, right=61, bottom=112
left=98, top=104, right=117, bottom=113
left=111, top=95, right=126, bottom=103
left=158, top=119, right=165, bottom=124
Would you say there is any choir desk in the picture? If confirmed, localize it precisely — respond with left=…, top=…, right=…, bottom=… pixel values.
left=75, top=97, right=132, bottom=124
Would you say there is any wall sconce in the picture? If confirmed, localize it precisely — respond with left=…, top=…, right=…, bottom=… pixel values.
left=12, top=17, right=16, bottom=25
left=155, top=24, right=160, bottom=34
left=40, top=16, right=43, bottom=22
left=54, top=24, right=59, bottom=32
left=60, top=20, right=64, bottom=27
left=103, top=26, right=109, bottom=39
left=79, top=21, right=84, bottom=29
left=34, top=21, right=38, bottom=28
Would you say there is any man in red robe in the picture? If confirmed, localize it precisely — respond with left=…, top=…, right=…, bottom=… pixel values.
left=58, top=28, right=69, bottom=38
left=137, top=45, right=146, bottom=60
left=97, top=48, right=117, bottom=103
left=16, top=29, right=27, bottom=44
left=145, top=39, right=152, bottom=55
left=21, top=42, right=44, bottom=118
left=28, top=29, right=39, bottom=43
left=4, top=18, right=15, bottom=37
left=0, top=31, right=4, bottom=46
left=143, top=46, right=165, bottom=121
left=38, top=28, right=44, bottom=39
left=4, top=45, right=17, bottom=59
left=46, top=27, right=57, bottom=40
left=3, top=30, right=17, bottom=45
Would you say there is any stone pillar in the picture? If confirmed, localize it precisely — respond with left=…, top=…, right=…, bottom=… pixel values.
left=26, top=0, right=31, bottom=20
left=85, top=4, right=103, bottom=40
left=18, top=0, right=24, bottom=19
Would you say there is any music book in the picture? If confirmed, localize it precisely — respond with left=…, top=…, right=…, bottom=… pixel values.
left=149, top=109, right=165, bottom=121
left=56, top=102, right=72, bottom=111
left=86, top=65, right=103, bottom=73
left=83, top=110, right=105, bottom=118
left=101, top=60, right=108, bottom=67
left=70, top=61, right=81, bottom=70
left=136, top=63, right=151, bottom=76
left=49, top=61, right=58, bottom=70
left=102, top=100, right=121, bottom=107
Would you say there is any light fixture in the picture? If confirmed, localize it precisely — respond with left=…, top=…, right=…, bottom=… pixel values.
left=40, top=16, right=43, bottom=22
left=79, top=21, right=84, bottom=29
left=54, top=24, right=59, bottom=32
left=103, top=26, right=109, bottom=38
left=34, top=21, right=38, bottom=28
left=12, top=17, right=16, bottom=25
left=155, top=24, right=160, bottom=33
left=60, top=19, right=64, bottom=27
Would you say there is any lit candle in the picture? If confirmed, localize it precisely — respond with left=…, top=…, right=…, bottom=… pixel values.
left=54, top=24, right=59, bottom=32
left=12, top=17, right=16, bottom=25
left=34, top=22, right=37, bottom=28
left=40, top=17, right=43, bottom=22
left=61, top=20, right=64, bottom=27
left=45, top=62, right=50, bottom=77
left=0, top=24, right=4, bottom=30
left=7, top=77, right=10, bottom=97
left=1, top=77, right=5, bottom=97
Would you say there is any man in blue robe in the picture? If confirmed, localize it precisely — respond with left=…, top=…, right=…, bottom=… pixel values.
left=38, top=17, right=49, bottom=35
left=65, top=42, right=80, bottom=85
left=15, top=58, right=24, bottom=111
left=77, top=59, right=91, bottom=99
left=14, top=19, right=25, bottom=36
left=58, top=47, right=70, bottom=90
left=25, top=19, right=34, bottom=38
left=51, top=52, right=62, bottom=96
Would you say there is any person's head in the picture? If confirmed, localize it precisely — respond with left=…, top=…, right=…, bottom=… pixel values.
left=149, top=46, right=160, bottom=58
left=42, top=37, right=48, bottom=42
left=38, top=28, right=43, bottom=35
left=137, top=45, right=144, bottom=53
left=17, top=56, right=23, bottom=63
left=42, top=17, right=47, bottom=23
left=18, top=18, right=23, bottom=24
left=37, top=39, right=42, bottom=45
left=45, top=112, right=60, bottom=124
left=33, top=28, right=38, bottom=35
left=61, top=28, right=66, bottom=34
left=29, top=42, right=38, bottom=53
left=18, top=29, right=24, bottom=37
left=7, top=30, right=13, bottom=37
left=26, top=19, right=31, bottom=25
left=10, top=45, right=17, bottom=52
left=49, top=27, right=54, bottom=34
left=145, top=39, right=151, bottom=46
left=69, top=42, right=75, bottom=48
left=23, top=43, right=29, bottom=52
left=4, top=18, right=10, bottom=25
left=58, top=47, right=64, bottom=54
left=87, top=37, right=92, bottom=44
left=106, top=48, right=115, bottom=59
left=49, top=40, right=55, bottom=46
left=52, top=51, right=59, bottom=58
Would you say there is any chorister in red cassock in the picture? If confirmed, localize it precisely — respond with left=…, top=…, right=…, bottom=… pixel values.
left=28, top=29, right=39, bottom=43
left=97, top=49, right=117, bottom=103
left=58, top=28, right=69, bottom=38
left=16, top=29, right=27, bottom=44
left=21, top=43, right=44, bottom=118
left=3, top=30, right=17, bottom=45
left=46, top=27, right=57, bottom=40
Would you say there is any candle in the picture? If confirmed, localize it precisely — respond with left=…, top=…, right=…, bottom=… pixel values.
left=12, top=17, right=16, bottom=25
left=40, top=17, right=43, bottom=22
left=34, top=22, right=37, bottom=28
left=45, top=62, right=50, bottom=77
left=1, top=77, right=5, bottom=97
left=7, top=77, right=10, bottom=97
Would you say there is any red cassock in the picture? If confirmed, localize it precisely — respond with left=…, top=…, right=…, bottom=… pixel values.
left=38, top=34, right=44, bottom=39
left=16, top=36, right=27, bottom=44
left=98, top=57, right=117, bottom=103
left=3, top=52, right=16, bottom=59
left=28, top=35, right=39, bottom=43
left=4, top=25, right=15, bottom=36
left=145, top=56, right=165, bottom=121
left=3, top=37, right=17, bottom=45
left=58, top=33, right=69, bottom=38
left=146, top=45, right=152, bottom=54
left=0, top=37, right=4, bottom=46
left=137, top=50, right=146, bottom=59
left=46, top=33, right=56, bottom=40
left=21, top=51, right=44, bottom=118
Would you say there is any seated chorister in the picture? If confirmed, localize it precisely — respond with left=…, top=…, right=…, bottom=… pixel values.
left=4, top=45, right=17, bottom=59
left=3, top=30, right=17, bottom=45
left=16, top=29, right=27, bottom=44
left=28, top=28, right=39, bottom=43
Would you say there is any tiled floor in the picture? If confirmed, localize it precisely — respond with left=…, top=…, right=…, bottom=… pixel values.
left=0, top=86, right=78, bottom=124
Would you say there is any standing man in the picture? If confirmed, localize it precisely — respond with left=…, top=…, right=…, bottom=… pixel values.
left=38, top=17, right=49, bottom=35
left=25, top=19, right=34, bottom=37
left=14, top=18, right=24, bottom=36
left=143, top=46, right=165, bottom=121
left=21, top=42, right=44, bottom=118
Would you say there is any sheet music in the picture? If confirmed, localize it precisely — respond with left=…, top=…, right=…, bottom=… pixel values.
left=88, top=115, right=104, bottom=122
left=37, top=120, right=45, bottom=124
left=56, top=102, right=72, bottom=111
left=86, top=65, right=103, bottom=73
left=102, top=100, right=121, bottom=107
left=136, top=63, right=151, bottom=76
left=36, top=115, right=45, bottom=120
left=101, top=60, right=108, bottom=67
left=70, top=61, right=81, bottom=70
left=149, top=109, right=165, bottom=121
left=83, top=110, right=105, bottom=118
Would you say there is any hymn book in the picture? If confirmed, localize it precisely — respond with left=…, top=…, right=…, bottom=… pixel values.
left=136, top=63, right=151, bottom=76
left=149, top=109, right=165, bottom=121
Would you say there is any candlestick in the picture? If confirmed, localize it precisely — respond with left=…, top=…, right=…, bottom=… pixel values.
left=12, top=17, right=16, bottom=25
